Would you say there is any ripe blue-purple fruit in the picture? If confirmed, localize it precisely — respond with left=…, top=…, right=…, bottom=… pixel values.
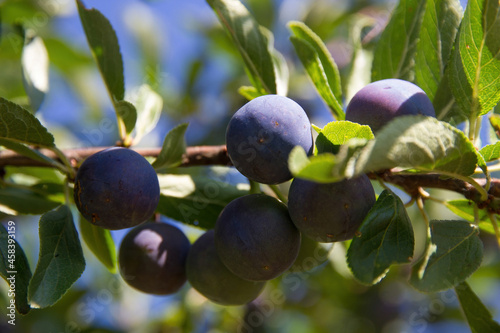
left=74, top=147, right=160, bottom=230
left=345, top=79, right=435, bottom=133
left=119, top=222, right=190, bottom=295
left=215, top=194, right=301, bottom=281
left=186, top=230, right=266, bottom=305
left=226, top=94, right=313, bottom=184
left=288, top=175, right=376, bottom=242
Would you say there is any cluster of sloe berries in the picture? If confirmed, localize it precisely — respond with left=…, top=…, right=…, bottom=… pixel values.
left=73, top=78, right=435, bottom=305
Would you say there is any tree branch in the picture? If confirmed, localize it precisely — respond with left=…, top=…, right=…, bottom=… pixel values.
left=1, top=145, right=499, bottom=211
left=0, top=145, right=231, bottom=168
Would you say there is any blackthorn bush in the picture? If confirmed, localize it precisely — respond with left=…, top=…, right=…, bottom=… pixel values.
left=186, top=230, right=266, bottom=305
left=118, top=222, right=190, bottom=295
left=345, top=79, right=435, bottom=133
left=226, top=94, right=313, bottom=184
left=288, top=175, right=376, bottom=242
left=74, top=147, right=160, bottom=230
left=215, top=194, right=301, bottom=281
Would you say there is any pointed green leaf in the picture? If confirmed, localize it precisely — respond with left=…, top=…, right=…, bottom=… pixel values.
left=0, top=139, right=58, bottom=167
left=372, top=0, right=427, bottom=81
left=289, top=21, right=342, bottom=101
left=449, top=0, right=500, bottom=118
left=0, top=187, right=60, bottom=216
left=77, top=0, right=124, bottom=101
left=315, top=121, right=374, bottom=154
left=152, top=123, right=188, bottom=169
left=410, top=220, right=483, bottom=292
left=28, top=205, right=85, bottom=308
left=22, top=30, right=49, bottom=112
left=78, top=215, right=117, bottom=273
left=207, top=0, right=278, bottom=94
left=415, top=0, right=462, bottom=101
left=157, top=174, right=249, bottom=229
left=115, top=100, right=137, bottom=135
left=289, top=21, right=344, bottom=119
left=0, top=97, right=54, bottom=147
left=289, top=36, right=344, bottom=120
left=455, top=282, right=500, bottom=333
left=347, top=190, right=414, bottom=285
left=130, top=84, right=163, bottom=144
left=0, top=223, right=32, bottom=314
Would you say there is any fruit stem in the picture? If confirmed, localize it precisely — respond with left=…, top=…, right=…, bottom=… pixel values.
left=249, top=180, right=261, bottom=194
left=430, top=169, right=489, bottom=202
left=488, top=213, right=500, bottom=246
left=50, top=147, right=76, bottom=180
left=268, top=184, right=288, bottom=204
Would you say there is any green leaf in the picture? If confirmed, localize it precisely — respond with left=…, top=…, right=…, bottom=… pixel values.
left=348, top=115, right=478, bottom=177
left=347, top=190, right=414, bottom=285
left=0, top=97, right=55, bottom=147
left=415, top=0, right=462, bottom=101
left=291, top=116, right=478, bottom=182
left=157, top=174, right=249, bottom=229
left=28, top=205, right=85, bottom=308
left=0, top=139, right=58, bottom=167
left=289, top=36, right=344, bottom=120
left=449, top=0, right=500, bottom=118
left=0, top=222, right=32, bottom=314
left=410, top=220, right=483, bottom=292
left=76, top=0, right=125, bottom=101
left=207, top=0, right=278, bottom=94
left=315, top=121, right=374, bottom=154
left=0, top=187, right=60, bottom=215
left=288, top=147, right=339, bottom=183
left=345, top=16, right=374, bottom=104
left=479, top=142, right=500, bottom=161
left=263, top=27, right=289, bottom=96
left=455, top=281, right=500, bottom=333
left=115, top=100, right=137, bottom=136
left=289, top=21, right=342, bottom=102
left=238, top=86, right=264, bottom=100
left=21, top=30, right=49, bottom=112
left=152, top=123, right=189, bottom=169
left=433, top=71, right=465, bottom=124
left=129, top=84, right=163, bottom=144
left=371, top=0, right=427, bottom=81
left=443, top=199, right=496, bottom=234
left=288, top=21, right=344, bottom=119
left=78, top=215, right=117, bottom=273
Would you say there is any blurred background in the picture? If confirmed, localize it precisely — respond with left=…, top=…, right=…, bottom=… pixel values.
left=1, top=0, right=499, bottom=332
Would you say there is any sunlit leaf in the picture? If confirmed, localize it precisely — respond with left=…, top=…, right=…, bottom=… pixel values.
left=21, top=30, right=49, bottom=112
left=372, top=0, right=427, bottom=81
left=207, top=0, right=279, bottom=94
